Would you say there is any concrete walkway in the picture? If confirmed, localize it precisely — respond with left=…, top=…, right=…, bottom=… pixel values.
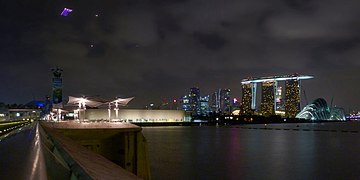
left=0, top=122, right=47, bottom=179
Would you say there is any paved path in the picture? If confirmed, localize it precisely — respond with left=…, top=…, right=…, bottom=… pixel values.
left=0, top=122, right=47, bottom=179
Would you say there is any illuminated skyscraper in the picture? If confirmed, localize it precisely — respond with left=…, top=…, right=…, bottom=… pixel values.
left=211, top=92, right=218, bottom=113
left=221, top=89, right=231, bottom=115
left=275, top=86, right=283, bottom=110
left=210, top=88, right=231, bottom=115
left=261, top=81, right=275, bottom=116
left=241, top=74, right=313, bottom=117
left=181, top=95, right=191, bottom=111
left=51, top=67, right=63, bottom=109
left=190, top=87, right=201, bottom=116
left=232, top=98, right=241, bottom=110
left=200, top=95, right=211, bottom=116
left=241, top=83, right=253, bottom=114
left=285, top=79, right=300, bottom=117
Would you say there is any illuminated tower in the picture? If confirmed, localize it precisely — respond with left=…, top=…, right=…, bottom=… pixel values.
left=242, top=74, right=313, bottom=117
left=210, top=88, right=231, bottom=114
left=51, top=67, right=63, bottom=109
left=190, top=87, right=201, bottom=116
left=221, top=89, right=231, bottom=115
left=241, top=83, right=253, bottom=114
left=211, top=91, right=219, bottom=113
left=200, top=95, right=211, bottom=115
left=181, top=95, right=191, bottom=111
left=275, top=86, right=283, bottom=110
left=261, top=81, right=275, bottom=116
left=285, top=79, right=300, bottom=117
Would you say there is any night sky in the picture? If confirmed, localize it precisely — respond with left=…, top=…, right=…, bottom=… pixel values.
left=1, top=0, right=360, bottom=110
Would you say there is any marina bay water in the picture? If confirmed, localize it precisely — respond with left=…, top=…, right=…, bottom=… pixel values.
left=143, top=122, right=360, bottom=180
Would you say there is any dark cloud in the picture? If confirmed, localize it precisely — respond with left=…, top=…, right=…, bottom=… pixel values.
left=1, top=0, right=360, bottom=110
left=284, top=0, right=315, bottom=12
left=193, top=32, right=227, bottom=50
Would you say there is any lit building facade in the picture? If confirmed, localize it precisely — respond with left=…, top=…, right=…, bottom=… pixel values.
left=232, top=98, right=240, bottom=110
left=51, top=67, right=63, bottom=109
left=211, top=89, right=231, bottom=115
left=285, top=79, right=300, bottom=117
left=275, top=86, right=285, bottom=116
left=241, top=74, right=313, bottom=117
left=221, top=89, right=231, bottom=115
left=181, top=95, right=191, bottom=111
left=261, top=81, right=275, bottom=116
left=275, top=86, right=283, bottom=110
left=200, top=96, right=211, bottom=116
left=241, top=83, right=253, bottom=114
left=83, top=109, right=190, bottom=122
left=190, top=87, right=201, bottom=116
left=211, top=92, right=218, bottom=113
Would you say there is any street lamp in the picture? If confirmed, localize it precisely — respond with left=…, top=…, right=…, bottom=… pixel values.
left=109, top=97, right=134, bottom=121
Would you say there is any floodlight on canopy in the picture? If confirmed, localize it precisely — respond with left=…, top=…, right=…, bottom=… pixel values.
left=68, top=96, right=103, bottom=120
left=108, top=97, right=134, bottom=120
left=67, top=96, right=103, bottom=107
left=111, top=97, right=135, bottom=106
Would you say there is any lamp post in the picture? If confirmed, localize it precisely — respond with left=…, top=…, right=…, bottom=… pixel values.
left=79, top=98, right=87, bottom=121
left=58, top=108, right=62, bottom=121
left=111, top=97, right=134, bottom=122
left=74, top=109, right=79, bottom=120
left=108, top=103, right=112, bottom=121
left=114, top=101, right=119, bottom=120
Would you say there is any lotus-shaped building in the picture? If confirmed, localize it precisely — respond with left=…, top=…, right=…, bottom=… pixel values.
left=296, top=98, right=346, bottom=121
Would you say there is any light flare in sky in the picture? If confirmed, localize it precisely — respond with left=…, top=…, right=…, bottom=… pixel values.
left=60, top=8, right=73, bottom=16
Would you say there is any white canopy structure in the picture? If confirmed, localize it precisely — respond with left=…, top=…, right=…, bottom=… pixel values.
left=67, top=96, right=103, bottom=108
left=67, top=96, right=103, bottom=120
left=111, top=97, right=134, bottom=106
left=67, top=96, right=134, bottom=121
left=109, top=97, right=135, bottom=120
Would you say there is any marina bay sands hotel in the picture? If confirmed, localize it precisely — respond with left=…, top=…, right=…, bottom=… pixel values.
left=241, top=74, right=313, bottom=117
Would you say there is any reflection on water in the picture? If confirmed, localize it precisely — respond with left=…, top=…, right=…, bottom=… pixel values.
left=143, top=122, right=360, bottom=180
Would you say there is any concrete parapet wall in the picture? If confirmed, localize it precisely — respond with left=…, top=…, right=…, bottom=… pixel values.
left=40, top=122, right=150, bottom=179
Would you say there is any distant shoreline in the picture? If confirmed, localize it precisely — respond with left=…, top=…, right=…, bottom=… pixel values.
left=134, top=119, right=347, bottom=127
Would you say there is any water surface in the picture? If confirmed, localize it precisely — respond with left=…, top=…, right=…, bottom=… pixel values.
left=143, top=122, right=360, bottom=180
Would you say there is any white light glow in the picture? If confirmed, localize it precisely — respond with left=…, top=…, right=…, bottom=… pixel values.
left=241, top=75, right=314, bottom=84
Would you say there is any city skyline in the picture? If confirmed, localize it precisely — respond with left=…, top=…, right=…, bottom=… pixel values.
left=2, top=0, right=360, bottom=110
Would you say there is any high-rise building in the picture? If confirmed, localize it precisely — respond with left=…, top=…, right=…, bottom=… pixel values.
left=242, top=74, right=313, bottom=117
left=51, top=67, right=63, bottom=109
left=210, top=89, right=231, bottom=115
left=200, top=96, right=211, bottom=116
left=275, top=86, right=283, bottom=110
left=190, top=87, right=201, bottom=116
left=232, top=98, right=241, bottom=110
left=210, top=92, right=218, bottom=113
left=221, top=89, right=231, bottom=115
left=181, top=95, right=191, bottom=111
left=241, top=83, right=253, bottom=114
left=285, top=80, right=300, bottom=117
left=261, top=81, right=275, bottom=116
